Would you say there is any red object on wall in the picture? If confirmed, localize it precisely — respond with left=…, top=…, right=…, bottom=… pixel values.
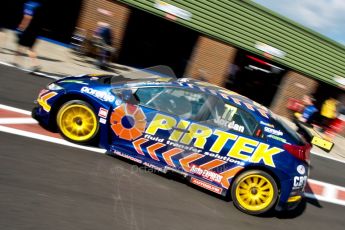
left=287, top=98, right=304, bottom=112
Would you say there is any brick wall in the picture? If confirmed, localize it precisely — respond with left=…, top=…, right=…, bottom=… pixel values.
left=77, top=0, right=130, bottom=51
left=185, top=36, right=237, bottom=86
left=270, top=71, right=318, bottom=118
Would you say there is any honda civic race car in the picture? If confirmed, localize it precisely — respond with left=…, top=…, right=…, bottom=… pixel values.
left=32, top=67, right=311, bottom=215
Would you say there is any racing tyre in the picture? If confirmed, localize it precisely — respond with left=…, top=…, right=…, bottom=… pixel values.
left=56, top=100, right=99, bottom=145
left=231, top=170, right=278, bottom=215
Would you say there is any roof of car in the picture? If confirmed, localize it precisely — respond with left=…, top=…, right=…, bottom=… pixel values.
left=177, top=78, right=273, bottom=120
left=74, top=74, right=273, bottom=120
left=124, top=77, right=273, bottom=120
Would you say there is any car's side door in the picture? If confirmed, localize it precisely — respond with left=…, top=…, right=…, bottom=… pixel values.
left=109, top=85, right=216, bottom=169
left=199, top=98, right=283, bottom=170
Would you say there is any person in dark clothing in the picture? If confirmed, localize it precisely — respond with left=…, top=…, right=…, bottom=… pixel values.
left=14, top=1, right=43, bottom=71
left=93, top=22, right=114, bottom=69
left=295, top=95, right=318, bottom=126
left=0, top=10, right=5, bottom=48
left=301, top=95, right=318, bottom=124
left=0, top=25, right=4, bottom=48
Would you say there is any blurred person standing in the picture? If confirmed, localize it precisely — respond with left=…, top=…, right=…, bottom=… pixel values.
left=0, top=7, right=5, bottom=48
left=0, top=26, right=4, bottom=49
left=93, top=22, right=114, bottom=69
left=320, top=97, right=338, bottom=129
left=294, top=94, right=318, bottom=127
left=298, top=95, right=318, bottom=125
left=14, top=1, right=43, bottom=71
left=322, top=97, right=345, bottom=139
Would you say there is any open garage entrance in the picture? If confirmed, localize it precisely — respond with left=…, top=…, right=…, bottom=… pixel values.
left=117, top=8, right=199, bottom=77
left=225, top=51, right=287, bottom=107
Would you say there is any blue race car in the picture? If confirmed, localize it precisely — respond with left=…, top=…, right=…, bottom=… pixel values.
left=32, top=67, right=311, bottom=215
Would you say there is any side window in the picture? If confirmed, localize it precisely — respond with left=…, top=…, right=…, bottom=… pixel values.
left=135, top=87, right=210, bottom=120
left=135, top=87, right=164, bottom=104
left=206, top=100, right=258, bottom=136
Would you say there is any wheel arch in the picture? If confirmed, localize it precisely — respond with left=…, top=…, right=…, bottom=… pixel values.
left=229, top=164, right=282, bottom=194
left=48, top=93, right=99, bottom=130
left=229, top=164, right=286, bottom=214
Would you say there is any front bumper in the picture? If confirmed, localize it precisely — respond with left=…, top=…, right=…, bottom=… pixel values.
left=32, top=105, right=55, bottom=131
left=31, top=106, right=40, bottom=121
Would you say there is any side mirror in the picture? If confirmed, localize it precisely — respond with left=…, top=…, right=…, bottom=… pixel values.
left=121, top=89, right=138, bottom=105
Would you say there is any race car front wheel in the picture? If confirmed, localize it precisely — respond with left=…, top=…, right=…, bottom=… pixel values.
left=57, top=100, right=99, bottom=144
left=231, top=170, right=278, bottom=215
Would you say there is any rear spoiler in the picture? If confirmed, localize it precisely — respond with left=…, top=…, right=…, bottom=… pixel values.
left=293, top=118, right=334, bottom=152
left=293, top=119, right=313, bottom=144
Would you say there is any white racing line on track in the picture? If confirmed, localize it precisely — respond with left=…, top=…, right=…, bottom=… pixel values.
left=0, top=103, right=32, bottom=115
left=1, top=103, right=345, bottom=207
left=0, top=118, right=38, bottom=124
left=0, top=61, right=61, bottom=80
left=0, top=125, right=106, bottom=154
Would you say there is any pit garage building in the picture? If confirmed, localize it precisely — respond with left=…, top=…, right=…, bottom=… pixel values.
left=77, top=0, right=345, bottom=118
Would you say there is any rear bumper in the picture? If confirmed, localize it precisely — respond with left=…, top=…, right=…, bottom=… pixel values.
left=276, top=193, right=304, bottom=211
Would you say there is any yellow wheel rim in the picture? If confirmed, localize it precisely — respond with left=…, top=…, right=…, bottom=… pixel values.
left=235, top=174, right=275, bottom=212
left=58, top=104, right=98, bottom=142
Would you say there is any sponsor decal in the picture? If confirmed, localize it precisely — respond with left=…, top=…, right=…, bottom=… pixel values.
left=113, top=149, right=142, bottom=164
left=190, top=178, right=222, bottom=194
left=132, top=138, right=244, bottom=189
left=335, top=75, right=345, bottom=88
left=260, top=121, right=275, bottom=128
left=293, top=176, right=308, bottom=189
left=38, top=89, right=49, bottom=98
left=115, top=99, right=122, bottom=106
left=98, top=108, right=108, bottom=119
left=81, top=86, right=115, bottom=102
left=214, top=118, right=245, bottom=133
left=264, top=127, right=283, bottom=136
left=255, top=42, right=286, bottom=58
left=37, top=91, right=58, bottom=112
left=203, top=152, right=245, bottom=166
left=145, top=113, right=283, bottom=167
left=143, top=162, right=166, bottom=173
left=154, top=0, right=192, bottom=20
left=99, top=118, right=106, bottom=124
left=190, top=165, right=223, bottom=183
left=111, top=104, right=147, bottom=141
left=297, top=165, right=306, bottom=175
left=267, top=134, right=288, bottom=143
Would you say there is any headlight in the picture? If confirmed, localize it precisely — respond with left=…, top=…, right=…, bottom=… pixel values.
left=47, top=83, right=63, bottom=91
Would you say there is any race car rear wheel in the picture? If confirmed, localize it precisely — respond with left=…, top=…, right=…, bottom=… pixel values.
left=231, top=170, right=278, bottom=215
left=57, top=100, right=99, bottom=144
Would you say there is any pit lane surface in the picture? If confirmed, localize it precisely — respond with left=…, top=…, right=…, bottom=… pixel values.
left=1, top=65, right=345, bottom=230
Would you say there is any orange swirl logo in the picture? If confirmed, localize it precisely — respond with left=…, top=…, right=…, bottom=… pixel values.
left=110, top=104, right=147, bottom=141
